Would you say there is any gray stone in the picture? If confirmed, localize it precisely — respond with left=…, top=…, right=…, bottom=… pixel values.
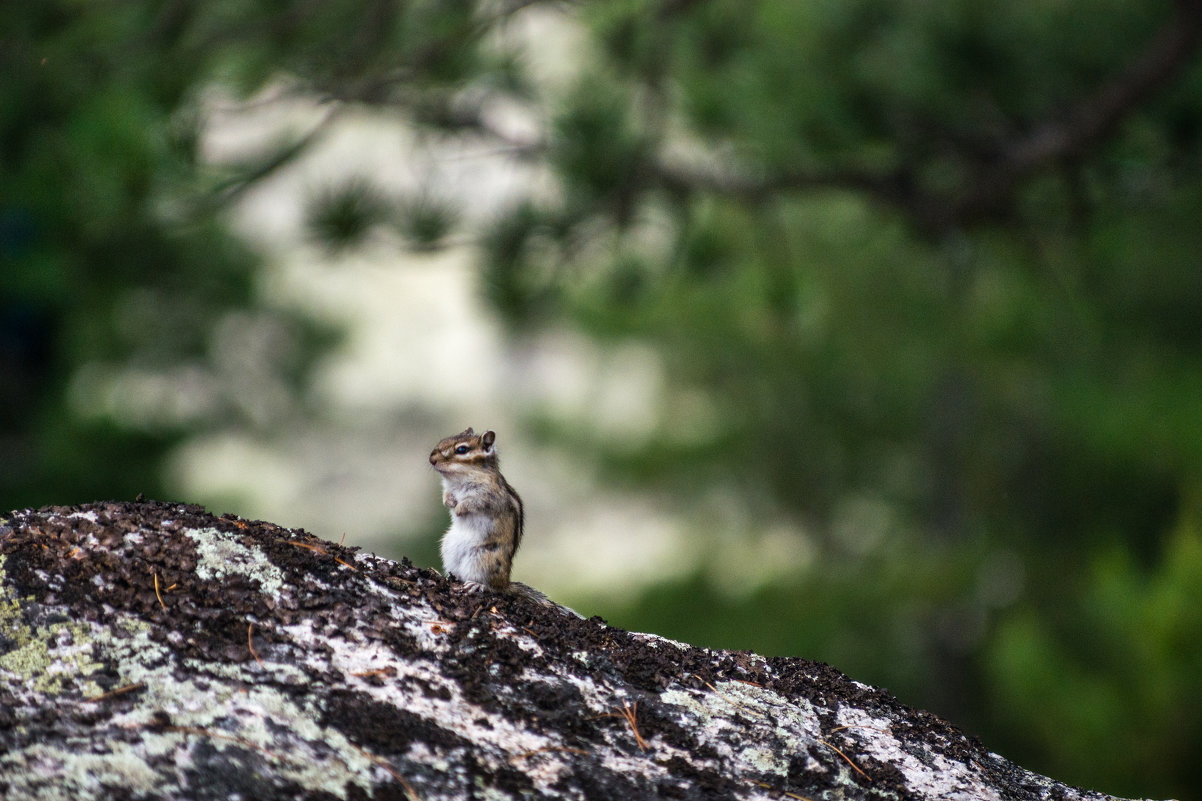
left=0, top=501, right=1158, bottom=801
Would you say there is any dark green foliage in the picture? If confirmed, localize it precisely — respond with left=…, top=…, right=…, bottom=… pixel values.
left=305, top=179, right=393, bottom=252
left=0, top=2, right=332, bottom=508
left=479, top=3, right=1202, bottom=796
left=480, top=202, right=573, bottom=327
left=552, top=77, right=650, bottom=209
left=397, top=194, right=459, bottom=252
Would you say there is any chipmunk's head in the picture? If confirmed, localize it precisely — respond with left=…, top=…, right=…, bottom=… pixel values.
left=429, top=427, right=498, bottom=475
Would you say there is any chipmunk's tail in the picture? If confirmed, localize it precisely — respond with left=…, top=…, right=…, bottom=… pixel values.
left=509, top=582, right=583, bottom=618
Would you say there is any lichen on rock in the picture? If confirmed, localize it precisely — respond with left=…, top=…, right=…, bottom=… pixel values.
left=0, top=501, right=1157, bottom=801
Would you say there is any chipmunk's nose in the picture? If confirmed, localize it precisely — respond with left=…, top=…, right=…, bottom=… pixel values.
left=429, top=450, right=439, bottom=465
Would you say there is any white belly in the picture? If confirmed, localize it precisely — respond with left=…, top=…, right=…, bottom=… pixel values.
left=440, top=513, right=496, bottom=585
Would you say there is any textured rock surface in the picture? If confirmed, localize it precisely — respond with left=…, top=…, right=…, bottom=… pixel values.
left=0, top=501, right=1155, bottom=801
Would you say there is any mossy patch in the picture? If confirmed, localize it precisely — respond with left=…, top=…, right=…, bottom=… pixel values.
left=0, top=555, right=105, bottom=696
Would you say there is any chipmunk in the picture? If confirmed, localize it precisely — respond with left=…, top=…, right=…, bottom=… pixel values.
left=430, top=427, right=579, bottom=616
left=429, top=427, right=524, bottom=592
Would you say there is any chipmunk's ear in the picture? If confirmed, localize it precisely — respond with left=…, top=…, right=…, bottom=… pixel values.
left=482, top=430, right=496, bottom=450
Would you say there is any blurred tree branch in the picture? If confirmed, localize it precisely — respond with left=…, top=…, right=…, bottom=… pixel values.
left=1009, top=0, right=1202, bottom=172
left=312, top=0, right=1202, bottom=238
left=965, top=0, right=1202, bottom=225
left=209, top=108, right=342, bottom=208
left=644, top=0, right=1202, bottom=233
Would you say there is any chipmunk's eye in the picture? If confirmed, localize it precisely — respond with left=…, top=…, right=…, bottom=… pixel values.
left=455, top=444, right=471, bottom=455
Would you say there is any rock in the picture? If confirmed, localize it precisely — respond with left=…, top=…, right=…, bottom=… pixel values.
left=0, top=501, right=1156, bottom=801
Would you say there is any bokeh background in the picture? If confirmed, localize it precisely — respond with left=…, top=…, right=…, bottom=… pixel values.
left=4, top=2, right=1202, bottom=797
